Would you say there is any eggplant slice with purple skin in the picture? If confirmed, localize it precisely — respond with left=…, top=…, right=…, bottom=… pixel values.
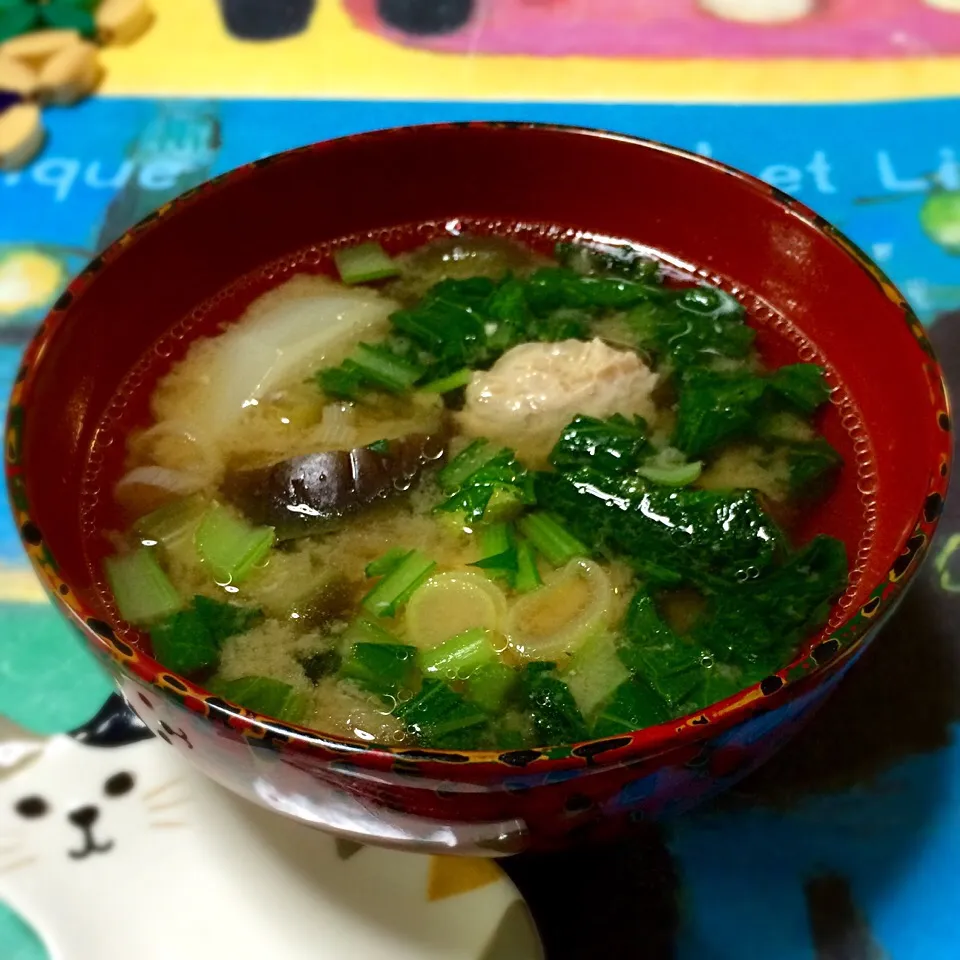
left=222, top=434, right=448, bottom=540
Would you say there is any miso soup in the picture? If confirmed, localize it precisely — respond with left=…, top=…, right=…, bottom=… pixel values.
left=99, top=233, right=849, bottom=751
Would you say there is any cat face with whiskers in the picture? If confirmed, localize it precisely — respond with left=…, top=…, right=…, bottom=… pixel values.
left=0, top=735, right=192, bottom=886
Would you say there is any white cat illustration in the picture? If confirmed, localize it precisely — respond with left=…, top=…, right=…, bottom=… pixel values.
left=0, top=699, right=540, bottom=960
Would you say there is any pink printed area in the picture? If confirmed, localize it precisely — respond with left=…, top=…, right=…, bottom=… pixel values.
left=344, top=0, right=960, bottom=58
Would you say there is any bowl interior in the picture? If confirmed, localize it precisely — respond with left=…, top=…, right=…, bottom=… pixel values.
left=11, top=123, right=946, bottom=721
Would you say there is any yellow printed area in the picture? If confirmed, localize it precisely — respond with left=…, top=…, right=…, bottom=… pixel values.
left=100, top=0, right=960, bottom=102
left=427, top=856, right=502, bottom=901
left=0, top=564, right=48, bottom=604
left=0, top=249, right=65, bottom=317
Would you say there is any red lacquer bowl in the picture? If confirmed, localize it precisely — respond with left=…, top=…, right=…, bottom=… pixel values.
left=6, top=124, right=951, bottom=854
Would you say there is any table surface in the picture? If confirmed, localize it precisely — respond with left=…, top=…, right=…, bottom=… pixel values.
left=2, top=5, right=960, bottom=958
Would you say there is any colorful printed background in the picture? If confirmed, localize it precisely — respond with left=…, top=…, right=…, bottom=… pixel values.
left=3, top=3, right=960, bottom=957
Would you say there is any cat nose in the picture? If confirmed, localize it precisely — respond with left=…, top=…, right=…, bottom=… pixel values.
left=68, top=805, right=99, bottom=829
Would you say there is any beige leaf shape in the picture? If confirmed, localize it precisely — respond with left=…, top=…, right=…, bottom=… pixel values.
left=427, top=855, right=502, bottom=901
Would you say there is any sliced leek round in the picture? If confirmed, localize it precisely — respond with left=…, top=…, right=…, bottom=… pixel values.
left=506, top=559, right=614, bottom=663
left=404, top=570, right=508, bottom=650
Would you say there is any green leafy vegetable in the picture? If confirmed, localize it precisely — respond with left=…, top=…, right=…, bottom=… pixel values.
left=784, top=438, right=844, bottom=498
left=210, top=676, right=308, bottom=724
left=673, top=369, right=769, bottom=458
left=519, top=662, right=590, bottom=745
left=681, top=662, right=748, bottom=714
left=523, top=268, right=662, bottom=314
left=316, top=362, right=368, bottom=401
left=624, top=286, right=754, bottom=371
left=618, top=591, right=709, bottom=707
left=193, top=595, right=262, bottom=643
left=438, top=439, right=501, bottom=494
left=438, top=449, right=535, bottom=523
left=549, top=413, right=650, bottom=476
left=555, top=241, right=660, bottom=282
left=536, top=469, right=784, bottom=590
left=150, top=595, right=262, bottom=676
left=673, top=364, right=834, bottom=458
left=151, top=610, right=219, bottom=675
left=767, top=363, right=831, bottom=414
left=317, top=343, right=423, bottom=399
left=340, top=643, right=418, bottom=700
left=314, top=263, right=660, bottom=401
left=396, top=679, right=489, bottom=749
left=693, top=535, right=848, bottom=682
left=592, top=679, right=671, bottom=738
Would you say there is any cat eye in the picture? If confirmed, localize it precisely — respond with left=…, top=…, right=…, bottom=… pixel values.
left=104, top=772, right=135, bottom=797
left=15, top=795, right=48, bottom=819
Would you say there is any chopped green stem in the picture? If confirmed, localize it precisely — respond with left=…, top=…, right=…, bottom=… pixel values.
left=478, top=487, right=529, bottom=523
left=418, top=628, right=498, bottom=680
left=470, top=522, right=518, bottom=582
left=362, top=549, right=436, bottom=618
left=105, top=548, right=183, bottom=625
left=419, top=368, right=473, bottom=394
left=340, top=616, right=399, bottom=646
left=438, top=439, right=501, bottom=493
left=365, top=547, right=411, bottom=579
left=350, top=343, right=423, bottom=393
left=134, top=495, right=206, bottom=548
left=479, top=522, right=512, bottom=559
left=514, top=538, right=543, bottom=594
left=466, top=661, right=517, bottom=713
left=195, top=504, right=275, bottom=584
left=333, top=242, right=400, bottom=285
left=518, top=512, right=589, bottom=567
left=636, top=460, right=703, bottom=487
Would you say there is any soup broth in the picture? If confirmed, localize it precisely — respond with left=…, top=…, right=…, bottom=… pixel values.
left=99, top=233, right=850, bottom=751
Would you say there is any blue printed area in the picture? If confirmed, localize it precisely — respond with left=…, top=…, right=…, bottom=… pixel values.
left=0, top=604, right=113, bottom=734
left=2, top=98, right=959, bottom=334
left=672, top=730, right=960, bottom=960
left=0, top=903, right=48, bottom=960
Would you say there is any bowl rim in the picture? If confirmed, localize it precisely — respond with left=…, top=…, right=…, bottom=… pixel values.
left=6, top=120, right=953, bottom=775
